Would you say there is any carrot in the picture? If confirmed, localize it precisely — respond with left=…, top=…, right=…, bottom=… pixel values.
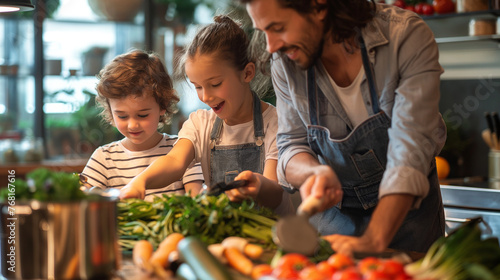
left=243, top=243, right=264, bottom=259
left=223, top=247, right=254, bottom=276
left=132, top=240, right=154, bottom=273
left=150, top=232, right=185, bottom=269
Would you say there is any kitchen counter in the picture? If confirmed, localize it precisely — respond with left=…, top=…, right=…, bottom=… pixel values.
left=440, top=183, right=500, bottom=239
left=112, top=249, right=424, bottom=280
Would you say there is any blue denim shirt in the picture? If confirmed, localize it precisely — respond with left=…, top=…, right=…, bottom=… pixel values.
left=272, top=4, right=447, bottom=209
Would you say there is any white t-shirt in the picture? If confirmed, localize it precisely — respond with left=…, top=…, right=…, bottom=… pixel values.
left=82, top=133, right=204, bottom=201
left=327, top=67, right=369, bottom=127
left=178, top=104, right=294, bottom=216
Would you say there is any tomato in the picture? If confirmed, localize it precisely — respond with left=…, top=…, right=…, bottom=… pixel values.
left=251, top=264, right=273, bottom=279
left=331, top=267, right=363, bottom=280
left=327, top=253, right=355, bottom=270
left=316, top=261, right=337, bottom=278
left=298, top=265, right=327, bottom=280
left=422, top=3, right=434, bottom=15
left=357, top=257, right=383, bottom=275
left=393, top=0, right=406, bottom=8
left=404, top=5, right=415, bottom=12
left=414, top=3, right=424, bottom=14
left=273, top=253, right=313, bottom=279
left=364, top=270, right=392, bottom=280
left=379, top=259, right=405, bottom=277
left=432, top=0, right=455, bottom=14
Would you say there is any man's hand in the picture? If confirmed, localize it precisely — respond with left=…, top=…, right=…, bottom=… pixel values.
left=300, top=166, right=343, bottom=212
left=323, top=194, right=415, bottom=256
left=119, top=181, right=146, bottom=200
left=322, top=234, right=385, bottom=257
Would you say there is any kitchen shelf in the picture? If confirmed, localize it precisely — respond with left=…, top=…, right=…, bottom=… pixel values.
left=435, top=34, right=500, bottom=43
left=422, top=9, right=500, bottom=20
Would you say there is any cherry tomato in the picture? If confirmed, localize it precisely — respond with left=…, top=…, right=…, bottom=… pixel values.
left=379, top=259, right=405, bottom=277
left=364, top=270, right=392, bottom=280
left=331, top=267, right=363, bottom=280
left=405, top=5, right=415, bottom=12
left=393, top=0, right=406, bottom=8
left=316, top=260, right=337, bottom=278
left=432, top=0, right=455, bottom=14
left=327, top=253, right=355, bottom=270
left=251, top=264, right=273, bottom=279
left=298, top=265, right=326, bottom=280
left=357, top=257, right=383, bottom=275
left=273, top=253, right=313, bottom=279
left=414, top=3, right=425, bottom=14
left=422, top=3, right=435, bottom=15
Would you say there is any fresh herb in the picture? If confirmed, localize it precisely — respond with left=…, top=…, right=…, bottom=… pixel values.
left=118, top=194, right=278, bottom=251
left=0, top=168, right=86, bottom=202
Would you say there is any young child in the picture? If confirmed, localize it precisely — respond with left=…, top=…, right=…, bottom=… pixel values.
left=120, top=16, right=293, bottom=215
left=81, top=49, right=204, bottom=201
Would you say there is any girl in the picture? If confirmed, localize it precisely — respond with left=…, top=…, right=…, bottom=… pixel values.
left=120, top=16, right=293, bottom=215
left=82, top=49, right=204, bottom=201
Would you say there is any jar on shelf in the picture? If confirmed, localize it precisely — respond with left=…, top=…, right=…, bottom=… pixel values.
left=469, top=17, right=496, bottom=36
left=460, top=0, right=489, bottom=12
left=493, top=0, right=500, bottom=10
left=497, top=17, right=500, bottom=35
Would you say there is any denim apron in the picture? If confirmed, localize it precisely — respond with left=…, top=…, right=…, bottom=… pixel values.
left=307, top=37, right=444, bottom=252
left=209, top=91, right=265, bottom=185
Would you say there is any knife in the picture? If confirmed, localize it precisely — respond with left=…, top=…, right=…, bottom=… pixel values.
left=205, top=180, right=249, bottom=196
left=273, top=195, right=324, bottom=256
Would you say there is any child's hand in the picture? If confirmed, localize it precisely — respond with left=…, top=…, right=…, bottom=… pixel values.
left=119, top=182, right=146, bottom=200
left=226, top=170, right=260, bottom=202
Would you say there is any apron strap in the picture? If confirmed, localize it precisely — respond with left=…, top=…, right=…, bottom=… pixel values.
left=306, top=36, right=381, bottom=126
left=359, top=36, right=381, bottom=114
left=252, top=91, right=265, bottom=146
left=307, top=67, right=319, bottom=126
left=210, top=91, right=265, bottom=148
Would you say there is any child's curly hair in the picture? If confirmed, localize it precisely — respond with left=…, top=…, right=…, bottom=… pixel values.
left=95, top=49, right=179, bottom=129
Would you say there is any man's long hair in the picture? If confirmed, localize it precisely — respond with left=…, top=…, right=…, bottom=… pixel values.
left=240, top=0, right=377, bottom=71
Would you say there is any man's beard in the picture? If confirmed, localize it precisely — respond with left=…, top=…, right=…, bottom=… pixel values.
left=280, top=36, right=325, bottom=70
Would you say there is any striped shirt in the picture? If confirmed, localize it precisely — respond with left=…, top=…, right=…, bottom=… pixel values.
left=82, top=133, right=204, bottom=200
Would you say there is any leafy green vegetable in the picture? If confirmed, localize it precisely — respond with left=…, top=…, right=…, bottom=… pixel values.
left=117, top=194, right=278, bottom=251
left=405, top=217, right=500, bottom=280
left=0, top=168, right=86, bottom=202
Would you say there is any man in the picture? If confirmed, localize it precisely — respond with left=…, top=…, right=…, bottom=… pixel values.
left=238, top=0, right=447, bottom=254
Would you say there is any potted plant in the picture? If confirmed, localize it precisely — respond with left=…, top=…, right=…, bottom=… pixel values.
left=17, top=0, right=61, bottom=19
left=154, top=0, right=215, bottom=26
left=81, top=46, right=108, bottom=76
left=87, top=0, right=145, bottom=22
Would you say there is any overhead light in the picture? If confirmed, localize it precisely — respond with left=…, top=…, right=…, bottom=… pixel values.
left=0, top=0, right=34, bottom=13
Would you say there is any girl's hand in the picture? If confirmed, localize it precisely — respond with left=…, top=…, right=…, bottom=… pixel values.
left=226, top=170, right=260, bottom=202
left=119, top=182, right=146, bottom=200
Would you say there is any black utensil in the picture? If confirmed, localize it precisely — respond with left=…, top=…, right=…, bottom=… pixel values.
left=492, top=112, right=500, bottom=149
left=205, top=180, right=249, bottom=196
left=273, top=196, right=323, bottom=256
left=485, top=112, right=495, bottom=147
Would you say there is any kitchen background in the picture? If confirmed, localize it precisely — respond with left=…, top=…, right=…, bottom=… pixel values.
left=0, top=0, right=499, bottom=181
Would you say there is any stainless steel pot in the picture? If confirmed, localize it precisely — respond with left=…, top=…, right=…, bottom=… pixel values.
left=0, top=198, right=119, bottom=279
